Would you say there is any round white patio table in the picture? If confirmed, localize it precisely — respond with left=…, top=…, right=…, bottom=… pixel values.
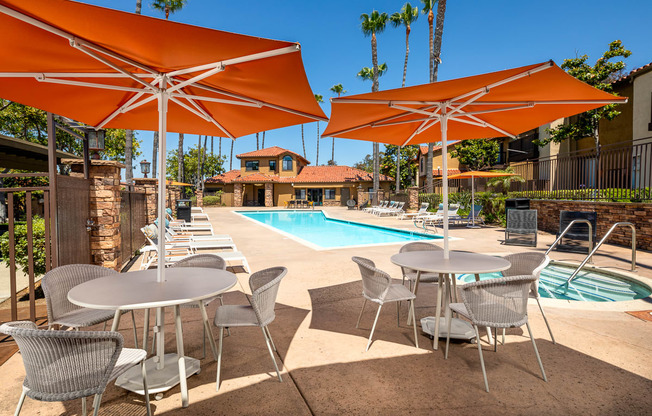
left=68, top=267, right=237, bottom=408
left=390, top=251, right=510, bottom=350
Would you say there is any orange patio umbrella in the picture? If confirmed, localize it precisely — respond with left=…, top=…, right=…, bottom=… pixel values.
left=447, top=171, right=516, bottom=228
left=0, top=0, right=327, bottom=278
left=322, top=61, right=626, bottom=257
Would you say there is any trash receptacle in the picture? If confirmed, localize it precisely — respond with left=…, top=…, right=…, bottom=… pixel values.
left=505, top=198, right=530, bottom=217
left=177, top=199, right=192, bottom=223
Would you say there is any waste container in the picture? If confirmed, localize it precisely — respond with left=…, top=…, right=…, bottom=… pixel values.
left=505, top=198, right=530, bottom=211
left=176, top=199, right=192, bottom=222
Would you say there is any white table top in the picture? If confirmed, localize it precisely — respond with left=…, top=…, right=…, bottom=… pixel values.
left=390, top=251, right=511, bottom=275
left=68, top=267, right=237, bottom=310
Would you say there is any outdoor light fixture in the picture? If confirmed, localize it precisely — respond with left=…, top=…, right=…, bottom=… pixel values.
left=86, top=128, right=105, bottom=159
left=140, top=160, right=151, bottom=178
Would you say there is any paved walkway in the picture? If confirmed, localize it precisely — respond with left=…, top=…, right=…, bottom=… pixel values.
left=1, top=206, right=650, bottom=415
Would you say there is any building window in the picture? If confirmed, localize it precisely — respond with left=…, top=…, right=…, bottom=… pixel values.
left=295, top=189, right=306, bottom=199
left=269, top=160, right=277, bottom=171
left=325, top=189, right=336, bottom=200
left=283, top=155, right=293, bottom=171
left=245, top=160, right=259, bottom=171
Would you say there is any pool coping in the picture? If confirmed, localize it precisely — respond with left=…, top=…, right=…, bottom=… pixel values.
left=232, top=209, right=449, bottom=251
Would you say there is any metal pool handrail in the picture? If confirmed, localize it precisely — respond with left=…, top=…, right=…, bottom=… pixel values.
left=562, top=222, right=637, bottom=292
left=545, top=219, right=594, bottom=262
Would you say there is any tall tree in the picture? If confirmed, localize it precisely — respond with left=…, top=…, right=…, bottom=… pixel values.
left=301, top=124, right=306, bottom=158
left=262, top=131, right=266, bottom=148
left=314, top=94, right=324, bottom=165
left=381, top=145, right=419, bottom=190
left=166, top=145, right=226, bottom=184
left=391, top=3, right=419, bottom=88
left=177, top=133, right=184, bottom=182
left=229, top=138, right=234, bottom=170
left=151, top=0, right=187, bottom=19
left=432, top=0, right=447, bottom=81
left=361, top=10, right=389, bottom=197
left=451, top=139, right=500, bottom=170
left=152, top=132, right=158, bottom=177
left=256, top=132, right=259, bottom=150
left=196, top=135, right=202, bottom=187
left=329, top=84, right=346, bottom=164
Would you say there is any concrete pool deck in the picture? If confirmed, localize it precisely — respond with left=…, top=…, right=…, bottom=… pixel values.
left=0, top=206, right=650, bottom=415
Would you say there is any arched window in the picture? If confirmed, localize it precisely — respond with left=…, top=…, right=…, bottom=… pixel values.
left=282, top=155, right=293, bottom=171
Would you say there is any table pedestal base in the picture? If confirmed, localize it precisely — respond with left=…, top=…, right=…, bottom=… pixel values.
left=420, top=316, right=475, bottom=340
left=115, top=354, right=200, bottom=395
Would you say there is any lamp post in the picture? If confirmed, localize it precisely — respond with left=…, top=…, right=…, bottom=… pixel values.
left=140, top=160, right=151, bottom=178
left=86, top=129, right=105, bottom=159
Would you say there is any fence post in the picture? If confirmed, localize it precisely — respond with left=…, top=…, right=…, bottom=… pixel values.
left=408, top=187, right=419, bottom=210
left=234, top=183, right=243, bottom=207
left=134, top=178, right=158, bottom=225
left=195, top=188, right=204, bottom=207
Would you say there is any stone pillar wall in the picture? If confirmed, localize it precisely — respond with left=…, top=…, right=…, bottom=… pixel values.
left=530, top=200, right=652, bottom=250
left=69, top=160, right=123, bottom=270
left=377, top=189, right=385, bottom=203
left=357, top=185, right=364, bottom=209
left=407, top=187, right=419, bottom=210
left=195, top=189, right=204, bottom=207
left=234, top=183, right=243, bottom=207
left=133, top=178, right=158, bottom=225
left=264, top=183, right=273, bottom=207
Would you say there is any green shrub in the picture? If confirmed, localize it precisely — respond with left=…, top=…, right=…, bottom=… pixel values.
left=0, top=217, right=47, bottom=277
left=476, top=192, right=507, bottom=226
left=418, top=193, right=441, bottom=211
left=203, top=195, right=222, bottom=206
left=508, top=187, right=651, bottom=203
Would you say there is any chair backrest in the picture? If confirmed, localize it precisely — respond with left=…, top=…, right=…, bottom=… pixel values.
left=501, top=252, right=550, bottom=297
left=396, top=201, right=405, bottom=211
left=473, top=205, right=482, bottom=215
left=41, top=264, right=118, bottom=324
left=351, top=256, right=391, bottom=302
left=506, top=209, right=538, bottom=233
left=171, top=254, right=226, bottom=270
left=0, top=321, right=122, bottom=401
left=249, top=267, right=287, bottom=327
left=419, top=202, right=429, bottom=213
left=447, top=204, right=460, bottom=215
left=459, top=274, right=536, bottom=328
left=398, top=242, right=443, bottom=278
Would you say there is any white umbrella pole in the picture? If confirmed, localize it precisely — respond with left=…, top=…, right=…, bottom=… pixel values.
left=156, top=85, right=169, bottom=281
left=441, top=112, right=449, bottom=259
left=471, top=175, right=475, bottom=227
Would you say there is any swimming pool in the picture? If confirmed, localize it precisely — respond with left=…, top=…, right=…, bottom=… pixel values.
left=236, top=210, right=441, bottom=249
left=457, top=263, right=652, bottom=302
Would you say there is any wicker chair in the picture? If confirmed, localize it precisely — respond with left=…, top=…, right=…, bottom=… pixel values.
left=0, top=321, right=151, bottom=416
left=41, top=264, right=139, bottom=347
left=170, top=254, right=228, bottom=358
left=501, top=252, right=554, bottom=343
left=352, top=256, right=419, bottom=351
left=399, top=242, right=443, bottom=293
left=444, top=275, right=547, bottom=392
left=213, top=267, right=287, bottom=391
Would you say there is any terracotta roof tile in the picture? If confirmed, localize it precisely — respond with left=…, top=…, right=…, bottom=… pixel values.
left=205, top=169, right=241, bottom=184
left=432, top=168, right=461, bottom=176
left=236, top=146, right=309, bottom=164
left=419, top=141, right=460, bottom=155
left=204, top=165, right=393, bottom=185
left=613, top=62, right=652, bottom=84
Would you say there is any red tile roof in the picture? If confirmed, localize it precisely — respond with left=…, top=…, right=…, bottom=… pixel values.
left=613, top=62, right=652, bottom=84
left=432, top=168, right=461, bottom=176
left=205, top=166, right=392, bottom=185
left=419, top=141, right=460, bottom=155
left=236, top=146, right=309, bottom=164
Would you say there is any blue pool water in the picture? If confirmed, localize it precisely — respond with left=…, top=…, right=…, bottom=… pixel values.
left=458, top=263, right=651, bottom=302
left=237, top=210, right=440, bottom=249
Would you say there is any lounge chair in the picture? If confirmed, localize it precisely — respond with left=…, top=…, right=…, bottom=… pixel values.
left=379, top=201, right=405, bottom=217
left=463, top=204, right=485, bottom=226
left=374, top=201, right=397, bottom=216
left=398, top=202, right=429, bottom=220
left=365, top=200, right=386, bottom=213
left=166, top=226, right=232, bottom=241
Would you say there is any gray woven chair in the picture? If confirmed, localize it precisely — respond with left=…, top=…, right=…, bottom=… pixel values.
left=352, top=256, right=419, bottom=351
left=504, top=209, right=538, bottom=246
left=0, top=321, right=151, bottom=416
left=213, top=267, right=287, bottom=391
left=399, top=242, right=443, bottom=293
left=171, top=254, right=228, bottom=358
left=501, top=252, right=554, bottom=343
left=444, top=275, right=547, bottom=392
left=41, top=264, right=139, bottom=347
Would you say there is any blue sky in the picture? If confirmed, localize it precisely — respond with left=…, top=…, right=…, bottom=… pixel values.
left=81, top=0, right=651, bottom=177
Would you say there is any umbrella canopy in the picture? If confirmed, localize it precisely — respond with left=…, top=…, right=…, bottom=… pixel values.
left=0, top=0, right=327, bottom=279
left=323, top=61, right=626, bottom=257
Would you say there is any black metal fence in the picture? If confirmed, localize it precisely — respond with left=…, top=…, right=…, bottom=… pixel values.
left=119, top=190, right=147, bottom=268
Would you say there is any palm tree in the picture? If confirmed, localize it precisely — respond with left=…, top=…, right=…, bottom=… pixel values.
left=391, top=3, right=418, bottom=88
left=329, top=84, right=346, bottom=164
left=487, top=167, right=525, bottom=195
left=151, top=0, right=187, bottom=19
left=314, top=94, right=324, bottom=165
left=361, top=10, right=388, bottom=197
left=421, top=0, right=436, bottom=193
left=229, top=138, right=234, bottom=170
left=356, top=64, right=388, bottom=81
left=262, top=131, right=265, bottom=148
left=152, top=131, right=158, bottom=177
left=433, top=0, right=447, bottom=81
left=177, top=133, right=184, bottom=182
left=256, top=132, right=259, bottom=150
left=301, top=124, right=306, bottom=158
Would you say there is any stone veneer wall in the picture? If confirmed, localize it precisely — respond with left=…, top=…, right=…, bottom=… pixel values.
left=234, top=183, right=243, bottom=207
left=133, top=178, right=158, bottom=225
left=530, top=200, right=652, bottom=251
left=407, top=187, right=419, bottom=210
left=264, top=183, right=273, bottom=207
left=195, top=189, right=204, bottom=207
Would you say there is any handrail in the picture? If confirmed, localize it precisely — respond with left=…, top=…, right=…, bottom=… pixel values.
left=562, top=222, right=636, bottom=291
left=545, top=219, right=594, bottom=261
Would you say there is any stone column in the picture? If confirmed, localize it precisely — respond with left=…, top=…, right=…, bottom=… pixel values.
left=133, top=178, right=158, bottom=225
left=195, top=189, right=204, bottom=207
left=407, top=186, right=419, bottom=210
left=264, top=183, right=274, bottom=207
left=68, top=160, right=123, bottom=270
left=377, top=189, right=385, bottom=203
left=234, top=183, right=243, bottom=207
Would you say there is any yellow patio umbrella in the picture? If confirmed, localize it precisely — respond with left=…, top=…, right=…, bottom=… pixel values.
left=447, top=170, right=516, bottom=228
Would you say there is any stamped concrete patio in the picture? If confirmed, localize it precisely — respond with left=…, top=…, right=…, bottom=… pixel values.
left=1, top=206, right=650, bottom=415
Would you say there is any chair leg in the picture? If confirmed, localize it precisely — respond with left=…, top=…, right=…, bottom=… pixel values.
left=494, top=328, right=498, bottom=352
left=92, top=394, right=102, bottom=416
left=14, top=387, right=27, bottom=416
left=131, top=310, right=139, bottom=348
left=526, top=321, right=547, bottom=382
left=142, top=308, right=150, bottom=354
left=366, top=304, right=383, bottom=352
left=444, top=305, right=452, bottom=359
left=218, top=296, right=230, bottom=337
left=410, top=300, right=419, bottom=349
left=265, top=326, right=278, bottom=352
left=81, top=396, right=87, bottom=416
left=142, top=360, right=152, bottom=416
left=396, top=302, right=400, bottom=327
left=356, top=299, right=367, bottom=329
left=473, top=324, right=490, bottom=393
left=261, top=326, right=283, bottom=382
left=536, top=297, right=556, bottom=344
left=216, top=325, right=224, bottom=391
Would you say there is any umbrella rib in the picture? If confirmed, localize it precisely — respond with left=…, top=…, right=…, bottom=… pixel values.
left=36, top=76, right=149, bottom=94
left=96, top=90, right=150, bottom=129
left=167, top=96, right=235, bottom=139
left=168, top=92, right=261, bottom=107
